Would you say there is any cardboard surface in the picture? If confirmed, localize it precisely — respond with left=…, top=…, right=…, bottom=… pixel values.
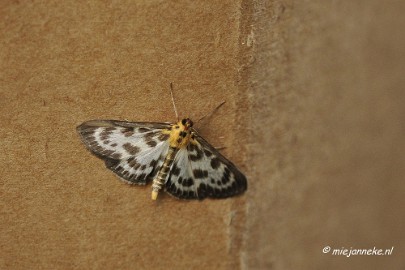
left=1, top=0, right=404, bottom=269
left=245, top=1, right=405, bottom=269
left=1, top=1, right=247, bottom=269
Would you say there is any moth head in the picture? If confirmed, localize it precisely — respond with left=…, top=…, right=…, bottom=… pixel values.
left=181, top=118, right=193, bottom=130
left=169, top=118, right=194, bottom=148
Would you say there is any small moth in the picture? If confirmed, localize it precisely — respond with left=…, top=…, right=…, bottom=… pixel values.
left=76, top=84, right=247, bottom=200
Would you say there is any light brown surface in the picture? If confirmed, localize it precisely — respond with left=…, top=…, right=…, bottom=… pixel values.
left=0, top=1, right=247, bottom=269
left=245, top=1, right=405, bottom=269
left=1, top=1, right=404, bottom=270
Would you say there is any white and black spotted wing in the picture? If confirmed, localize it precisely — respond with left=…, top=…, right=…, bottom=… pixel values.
left=165, top=131, right=247, bottom=199
left=77, top=120, right=171, bottom=184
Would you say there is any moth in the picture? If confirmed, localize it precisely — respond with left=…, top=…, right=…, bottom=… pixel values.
left=76, top=85, right=247, bottom=200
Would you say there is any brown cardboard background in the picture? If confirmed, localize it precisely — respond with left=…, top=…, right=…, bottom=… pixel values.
left=245, top=1, right=405, bottom=269
left=1, top=1, right=404, bottom=270
left=0, top=1, right=247, bottom=269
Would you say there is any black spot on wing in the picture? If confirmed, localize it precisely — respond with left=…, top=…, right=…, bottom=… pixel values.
left=188, top=143, right=203, bottom=161
left=171, top=163, right=181, bottom=176
left=183, top=190, right=196, bottom=199
left=89, top=146, right=122, bottom=160
left=144, top=132, right=156, bottom=142
left=111, top=152, right=122, bottom=159
left=196, top=183, right=208, bottom=198
left=204, top=149, right=212, bottom=157
left=138, top=127, right=149, bottom=133
left=158, top=133, right=170, bottom=142
left=127, top=157, right=140, bottom=169
left=121, top=127, right=135, bottom=137
left=210, top=158, right=220, bottom=169
left=86, top=134, right=97, bottom=144
left=104, top=157, right=120, bottom=169
left=165, top=182, right=183, bottom=198
left=144, top=132, right=158, bottom=147
left=123, top=143, right=140, bottom=155
left=100, top=128, right=113, bottom=141
left=221, top=167, right=231, bottom=184
left=181, top=178, right=194, bottom=187
left=149, top=159, right=157, bottom=167
left=137, top=173, right=147, bottom=181
left=188, top=143, right=197, bottom=151
left=77, top=125, right=97, bottom=138
left=146, top=140, right=157, bottom=147
left=193, top=169, right=208, bottom=179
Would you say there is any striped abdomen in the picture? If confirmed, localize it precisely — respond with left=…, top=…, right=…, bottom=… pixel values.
left=151, top=146, right=178, bottom=200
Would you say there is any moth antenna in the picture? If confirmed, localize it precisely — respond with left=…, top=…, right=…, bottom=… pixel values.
left=169, top=82, right=179, bottom=122
left=197, top=101, right=226, bottom=125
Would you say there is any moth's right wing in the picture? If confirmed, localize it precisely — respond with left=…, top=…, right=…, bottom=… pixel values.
left=76, top=120, right=171, bottom=184
left=165, top=131, right=247, bottom=199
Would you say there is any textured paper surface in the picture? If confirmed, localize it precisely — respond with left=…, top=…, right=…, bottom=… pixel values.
left=245, top=1, right=405, bottom=269
left=1, top=1, right=404, bottom=269
left=0, top=1, right=247, bottom=269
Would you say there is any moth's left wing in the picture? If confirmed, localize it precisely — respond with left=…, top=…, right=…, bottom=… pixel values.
left=76, top=120, right=171, bottom=184
left=165, top=132, right=247, bottom=199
